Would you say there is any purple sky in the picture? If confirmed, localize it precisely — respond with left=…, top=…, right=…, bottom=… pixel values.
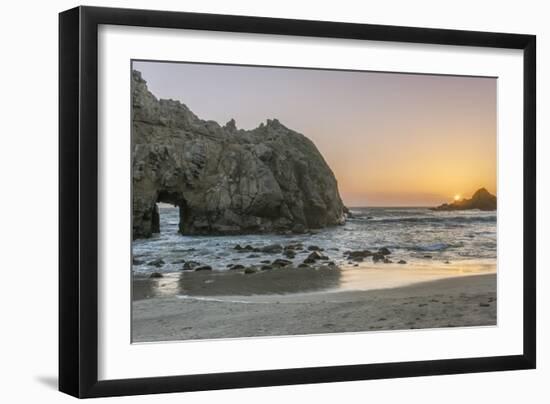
left=133, top=60, right=496, bottom=206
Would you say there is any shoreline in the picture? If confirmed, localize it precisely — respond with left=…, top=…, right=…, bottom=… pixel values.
left=133, top=259, right=496, bottom=301
left=132, top=273, right=496, bottom=342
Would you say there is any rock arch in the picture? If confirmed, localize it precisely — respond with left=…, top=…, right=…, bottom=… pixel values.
left=133, top=187, right=192, bottom=238
left=131, top=70, right=346, bottom=239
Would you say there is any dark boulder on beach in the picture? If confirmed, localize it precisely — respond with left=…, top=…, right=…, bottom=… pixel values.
left=306, top=251, right=327, bottom=261
left=260, top=244, right=283, bottom=254
left=283, top=250, right=296, bottom=259
left=432, top=188, right=496, bottom=211
left=344, top=250, right=372, bottom=262
left=372, top=253, right=385, bottom=263
left=182, top=261, right=200, bottom=271
left=272, top=258, right=292, bottom=267
left=149, top=272, right=163, bottom=278
left=378, top=247, right=391, bottom=255
left=148, top=258, right=165, bottom=267
left=194, top=265, right=212, bottom=271
left=131, top=70, right=346, bottom=239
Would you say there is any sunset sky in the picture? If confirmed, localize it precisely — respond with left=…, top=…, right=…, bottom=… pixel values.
left=133, top=60, right=496, bottom=207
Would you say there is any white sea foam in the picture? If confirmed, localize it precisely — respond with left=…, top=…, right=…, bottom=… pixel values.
left=176, top=295, right=259, bottom=304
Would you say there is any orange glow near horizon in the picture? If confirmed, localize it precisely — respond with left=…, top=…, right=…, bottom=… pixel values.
left=311, top=89, right=497, bottom=207
left=323, top=124, right=497, bottom=207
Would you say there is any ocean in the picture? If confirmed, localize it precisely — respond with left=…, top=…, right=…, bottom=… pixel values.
left=132, top=206, right=496, bottom=293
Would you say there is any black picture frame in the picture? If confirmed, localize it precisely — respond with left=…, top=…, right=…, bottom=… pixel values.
left=59, top=5, right=536, bottom=398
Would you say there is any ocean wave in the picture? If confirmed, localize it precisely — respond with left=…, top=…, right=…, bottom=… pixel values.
left=133, top=206, right=497, bottom=275
left=407, top=242, right=458, bottom=252
left=350, top=215, right=496, bottom=225
left=176, top=295, right=257, bottom=304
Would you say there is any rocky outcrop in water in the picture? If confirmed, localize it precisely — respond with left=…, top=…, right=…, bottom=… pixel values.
left=432, top=188, right=497, bottom=211
left=132, top=70, right=346, bottom=238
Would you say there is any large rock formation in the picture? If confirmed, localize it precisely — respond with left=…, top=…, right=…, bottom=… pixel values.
left=432, top=188, right=497, bottom=211
left=132, top=70, right=346, bottom=238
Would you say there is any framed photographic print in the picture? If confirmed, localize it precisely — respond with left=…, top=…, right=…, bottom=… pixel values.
left=59, top=6, right=536, bottom=398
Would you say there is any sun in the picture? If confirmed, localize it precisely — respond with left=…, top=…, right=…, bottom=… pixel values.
left=454, top=194, right=461, bottom=201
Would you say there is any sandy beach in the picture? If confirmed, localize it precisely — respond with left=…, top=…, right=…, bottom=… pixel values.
left=132, top=272, right=496, bottom=342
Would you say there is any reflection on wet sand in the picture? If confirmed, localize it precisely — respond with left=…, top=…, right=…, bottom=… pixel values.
left=133, top=258, right=496, bottom=301
left=133, top=266, right=342, bottom=301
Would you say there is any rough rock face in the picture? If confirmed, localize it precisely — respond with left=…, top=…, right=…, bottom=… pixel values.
left=432, top=188, right=497, bottom=211
left=132, top=70, right=346, bottom=238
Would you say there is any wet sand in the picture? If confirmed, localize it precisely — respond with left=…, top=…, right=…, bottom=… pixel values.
left=132, top=272, right=496, bottom=342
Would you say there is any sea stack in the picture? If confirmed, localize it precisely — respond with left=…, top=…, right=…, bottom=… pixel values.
left=432, top=188, right=497, bottom=211
left=132, top=70, right=346, bottom=238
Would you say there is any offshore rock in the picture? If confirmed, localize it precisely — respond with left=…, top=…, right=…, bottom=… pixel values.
left=432, top=188, right=497, bottom=211
left=132, top=70, right=346, bottom=238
